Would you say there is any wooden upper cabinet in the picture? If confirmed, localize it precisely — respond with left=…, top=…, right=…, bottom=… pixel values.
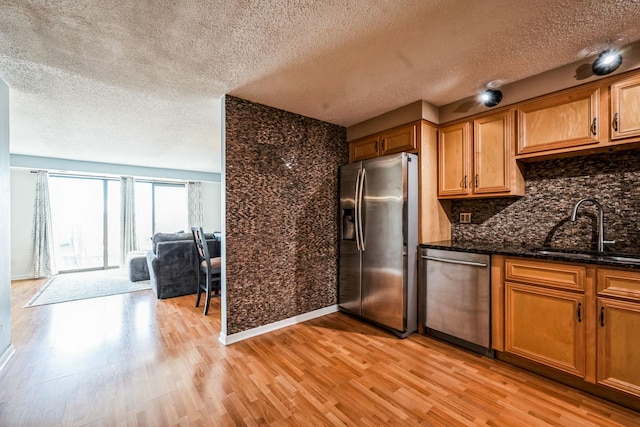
left=438, top=122, right=471, bottom=196
left=348, top=123, right=417, bottom=163
left=610, top=74, right=640, bottom=142
left=517, top=87, right=600, bottom=155
left=379, top=124, right=416, bottom=156
left=474, top=112, right=512, bottom=194
left=438, top=111, right=523, bottom=199
left=349, top=135, right=379, bottom=163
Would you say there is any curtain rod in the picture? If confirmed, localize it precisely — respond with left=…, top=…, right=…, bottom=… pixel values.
left=29, top=170, right=192, bottom=185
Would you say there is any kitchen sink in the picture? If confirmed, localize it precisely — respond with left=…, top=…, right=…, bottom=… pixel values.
left=605, top=255, right=640, bottom=264
left=532, top=249, right=600, bottom=260
left=531, top=248, right=640, bottom=265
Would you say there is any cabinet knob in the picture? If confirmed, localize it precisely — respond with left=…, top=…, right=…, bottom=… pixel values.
left=463, top=175, right=467, bottom=189
left=613, top=113, right=619, bottom=132
left=600, top=306, right=605, bottom=327
left=591, top=118, right=597, bottom=136
left=475, top=174, right=479, bottom=188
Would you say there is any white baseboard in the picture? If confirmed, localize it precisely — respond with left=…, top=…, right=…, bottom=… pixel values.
left=219, top=304, right=339, bottom=345
left=11, top=274, right=32, bottom=281
left=0, top=344, right=15, bottom=373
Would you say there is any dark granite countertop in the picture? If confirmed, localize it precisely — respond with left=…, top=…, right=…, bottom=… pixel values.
left=419, top=240, right=640, bottom=269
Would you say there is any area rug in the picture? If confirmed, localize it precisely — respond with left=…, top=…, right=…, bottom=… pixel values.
left=24, top=269, right=152, bottom=307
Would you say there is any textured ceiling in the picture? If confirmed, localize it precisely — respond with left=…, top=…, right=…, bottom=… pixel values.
left=1, top=0, right=640, bottom=174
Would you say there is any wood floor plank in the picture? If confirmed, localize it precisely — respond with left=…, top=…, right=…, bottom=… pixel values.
left=2, top=277, right=640, bottom=426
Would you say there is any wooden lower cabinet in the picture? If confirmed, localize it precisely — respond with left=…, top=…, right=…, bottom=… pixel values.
left=505, top=281, right=586, bottom=377
left=597, top=297, right=640, bottom=398
left=498, top=259, right=640, bottom=404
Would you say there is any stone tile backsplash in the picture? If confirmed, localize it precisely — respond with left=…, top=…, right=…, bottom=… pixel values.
left=225, top=96, right=348, bottom=335
left=451, top=149, right=640, bottom=253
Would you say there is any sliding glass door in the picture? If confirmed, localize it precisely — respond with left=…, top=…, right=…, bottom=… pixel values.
left=48, top=176, right=188, bottom=270
left=49, top=176, right=120, bottom=272
left=134, top=182, right=188, bottom=250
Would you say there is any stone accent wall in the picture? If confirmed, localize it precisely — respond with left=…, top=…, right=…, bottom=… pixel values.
left=451, top=149, right=640, bottom=253
left=224, top=96, right=348, bottom=335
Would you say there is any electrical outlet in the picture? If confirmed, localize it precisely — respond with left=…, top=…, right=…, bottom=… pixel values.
left=460, top=212, right=472, bottom=223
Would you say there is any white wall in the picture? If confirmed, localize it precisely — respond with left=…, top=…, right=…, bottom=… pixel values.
left=9, top=173, right=221, bottom=279
left=10, top=169, right=36, bottom=280
left=202, top=181, right=222, bottom=232
left=0, top=78, right=12, bottom=361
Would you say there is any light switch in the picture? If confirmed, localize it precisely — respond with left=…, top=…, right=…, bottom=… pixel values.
left=460, top=212, right=471, bottom=223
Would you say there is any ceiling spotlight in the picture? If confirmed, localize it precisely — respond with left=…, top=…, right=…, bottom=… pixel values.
left=479, top=89, right=502, bottom=107
left=592, top=49, right=622, bottom=76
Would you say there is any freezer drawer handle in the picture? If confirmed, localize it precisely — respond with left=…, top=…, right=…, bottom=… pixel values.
left=421, top=255, right=487, bottom=268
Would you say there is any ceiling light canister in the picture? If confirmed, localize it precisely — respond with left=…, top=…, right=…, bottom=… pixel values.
left=479, top=89, right=502, bottom=107
left=592, top=49, right=622, bottom=76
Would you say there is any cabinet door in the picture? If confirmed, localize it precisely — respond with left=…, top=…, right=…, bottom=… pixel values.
left=505, top=282, right=586, bottom=377
left=474, top=111, right=512, bottom=194
left=349, top=135, right=379, bottom=163
left=380, top=124, right=416, bottom=156
left=597, top=298, right=640, bottom=397
left=438, top=122, right=471, bottom=196
left=611, top=74, right=640, bottom=141
left=517, top=87, right=600, bottom=155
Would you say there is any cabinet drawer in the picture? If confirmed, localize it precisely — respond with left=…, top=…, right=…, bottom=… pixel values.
left=505, top=258, right=586, bottom=291
left=597, top=268, right=640, bottom=301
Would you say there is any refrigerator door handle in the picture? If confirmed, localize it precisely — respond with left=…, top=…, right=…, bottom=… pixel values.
left=354, top=167, right=362, bottom=251
left=359, top=167, right=366, bottom=251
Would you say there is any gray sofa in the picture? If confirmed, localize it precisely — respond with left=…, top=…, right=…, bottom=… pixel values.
left=146, top=231, right=221, bottom=299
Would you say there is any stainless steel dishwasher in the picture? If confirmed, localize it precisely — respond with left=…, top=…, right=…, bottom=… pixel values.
left=420, top=247, right=491, bottom=354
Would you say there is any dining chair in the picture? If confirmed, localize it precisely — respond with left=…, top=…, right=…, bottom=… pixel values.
left=191, top=227, right=221, bottom=315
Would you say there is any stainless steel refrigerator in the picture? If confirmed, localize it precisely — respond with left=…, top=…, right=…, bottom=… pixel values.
left=339, top=152, right=418, bottom=337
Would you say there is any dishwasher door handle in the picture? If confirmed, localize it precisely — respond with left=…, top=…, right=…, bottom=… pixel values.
left=421, top=255, right=488, bottom=268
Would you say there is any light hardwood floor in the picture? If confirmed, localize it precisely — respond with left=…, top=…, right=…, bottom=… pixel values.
left=1, top=278, right=639, bottom=426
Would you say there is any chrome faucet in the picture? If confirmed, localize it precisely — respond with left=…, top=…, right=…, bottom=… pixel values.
left=570, top=198, right=615, bottom=253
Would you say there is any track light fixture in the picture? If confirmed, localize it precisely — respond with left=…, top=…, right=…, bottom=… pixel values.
left=479, top=89, right=502, bottom=107
left=592, top=49, right=622, bottom=76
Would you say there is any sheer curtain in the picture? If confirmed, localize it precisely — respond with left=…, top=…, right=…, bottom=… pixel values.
left=120, top=176, right=137, bottom=264
left=188, top=181, right=203, bottom=228
left=32, top=170, right=57, bottom=278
